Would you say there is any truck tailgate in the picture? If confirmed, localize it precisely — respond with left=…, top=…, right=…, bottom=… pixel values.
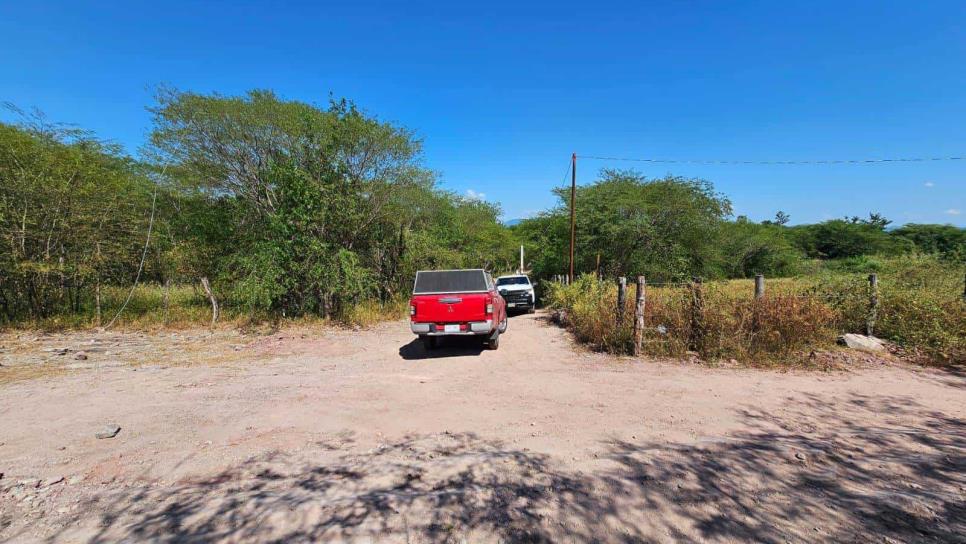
left=411, top=293, right=489, bottom=323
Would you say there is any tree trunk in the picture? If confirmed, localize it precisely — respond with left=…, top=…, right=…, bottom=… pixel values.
left=200, top=277, right=219, bottom=326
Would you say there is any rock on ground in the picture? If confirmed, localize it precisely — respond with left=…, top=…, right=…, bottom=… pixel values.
left=838, top=333, right=886, bottom=352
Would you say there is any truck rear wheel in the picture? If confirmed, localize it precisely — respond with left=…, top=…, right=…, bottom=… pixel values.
left=421, top=336, right=437, bottom=350
left=485, top=329, right=500, bottom=350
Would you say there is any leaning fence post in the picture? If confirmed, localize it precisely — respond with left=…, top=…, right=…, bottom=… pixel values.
left=754, top=274, right=765, bottom=300
left=616, top=277, right=627, bottom=328
left=689, top=277, right=704, bottom=353
left=633, top=276, right=646, bottom=356
left=866, top=273, right=879, bottom=336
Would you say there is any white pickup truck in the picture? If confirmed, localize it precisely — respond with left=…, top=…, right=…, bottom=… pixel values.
left=495, top=274, right=536, bottom=313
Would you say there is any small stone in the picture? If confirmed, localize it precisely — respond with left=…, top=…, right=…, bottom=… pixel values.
left=67, top=476, right=83, bottom=485
left=795, top=452, right=807, bottom=461
left=95, top=424, right=121, bottom=439
left=74, top=352, right=88, bottom=361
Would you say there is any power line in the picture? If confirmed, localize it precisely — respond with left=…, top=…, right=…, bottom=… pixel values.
left=578, top=154, right=966, bottom=165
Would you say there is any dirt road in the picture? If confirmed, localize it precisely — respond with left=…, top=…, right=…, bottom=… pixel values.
left=1, top=312, right=963, bottom=542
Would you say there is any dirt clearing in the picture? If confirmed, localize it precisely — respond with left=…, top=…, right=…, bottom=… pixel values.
left=1, top=312, right=963, bottom=542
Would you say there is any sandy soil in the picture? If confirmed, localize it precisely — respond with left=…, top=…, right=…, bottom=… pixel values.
left=0, top=312, right=963, bottom=543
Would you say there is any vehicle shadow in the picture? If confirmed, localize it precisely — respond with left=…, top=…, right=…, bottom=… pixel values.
left=398, top=336, right=485, bottom=360
left=44, top=393, right=965, bottom=543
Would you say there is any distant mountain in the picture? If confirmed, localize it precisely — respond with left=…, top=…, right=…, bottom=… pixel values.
left=504, top=218, right=524, bottom=226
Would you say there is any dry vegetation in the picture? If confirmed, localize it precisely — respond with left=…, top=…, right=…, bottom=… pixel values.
left=545, top=256, right=965, bottom=367
left=0, top=284, right=408, bottom=333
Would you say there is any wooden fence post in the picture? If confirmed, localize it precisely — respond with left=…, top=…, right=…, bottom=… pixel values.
left=633, top=276, right=646, bottom=356
left=866, top=273, right=878, bottom=336
left=689, top=277, right=704, bottom=353
left=616, top=277, right=627, bottom=328
left=754, top=274, right=765, bottom=300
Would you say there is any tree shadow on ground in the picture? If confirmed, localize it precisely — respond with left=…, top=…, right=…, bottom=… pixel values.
left=54, top=394, right=964, bottom=543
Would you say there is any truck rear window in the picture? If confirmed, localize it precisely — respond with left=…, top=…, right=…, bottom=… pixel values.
left=414, top=270, right=488, bottom=294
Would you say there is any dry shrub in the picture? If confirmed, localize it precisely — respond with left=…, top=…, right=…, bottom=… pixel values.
left=546, top=275, right=838, bottom=366
left=341, top=297, right=408, bottom=328
left=805, top=257, right=966, bottom=365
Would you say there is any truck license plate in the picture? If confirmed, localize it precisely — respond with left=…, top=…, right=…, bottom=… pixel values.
left=507, top=303, right=515, bottom=307
left=444, top=324, right=460, bottom=333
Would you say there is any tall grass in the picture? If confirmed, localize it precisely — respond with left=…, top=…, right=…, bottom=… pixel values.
left=545, top=256, right=964, bottom=366
left=0, top=283, right=408, bottom=331
left=809, top=255, right=965, bottom=363
left=545, top=276, right=836, bottom=366
left=340, top=297, right=409, bottom=328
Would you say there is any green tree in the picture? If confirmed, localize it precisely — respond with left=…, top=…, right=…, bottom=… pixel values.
left=0, top=112, right=154, bottom=321
left=517, top=169, right=732, bottom=282
left=789, top=213, right=897, bottom=259
left=719, top=217, right=804, bottom=277
left=891, top=223, right=966, bottom=262
left=148, top=89, right=517, bottom=317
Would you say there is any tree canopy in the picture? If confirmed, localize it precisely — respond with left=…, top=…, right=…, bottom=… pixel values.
left=1, top=92, right=963, bottom=326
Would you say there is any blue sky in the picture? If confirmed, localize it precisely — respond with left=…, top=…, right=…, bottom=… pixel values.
left=2, top=1, right=964, bottom=225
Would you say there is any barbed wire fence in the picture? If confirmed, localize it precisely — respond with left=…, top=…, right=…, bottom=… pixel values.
left=547, top=272, right=966, bottom=357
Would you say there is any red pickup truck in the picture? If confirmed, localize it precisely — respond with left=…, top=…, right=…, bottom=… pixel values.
left=409, top=269, right=508, bottom=350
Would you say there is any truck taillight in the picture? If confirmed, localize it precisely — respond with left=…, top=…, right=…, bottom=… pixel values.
left=485, top=296, right=493, bottom=315
left=410, top=304, right=416, bottom=316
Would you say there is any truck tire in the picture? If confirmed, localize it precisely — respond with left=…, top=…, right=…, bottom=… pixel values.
left=421, top=336, right=437, bottom=350
left=498, top=316, right=508, bottom=333
left=486, top=329, right=500, bottom=350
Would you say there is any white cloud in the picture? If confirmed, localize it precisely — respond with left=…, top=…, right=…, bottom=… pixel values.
left=923, top=181, right=935, bottom=188
left=464, top=189, right=486, bottom=201
left=945, top=208, right=961, bottom=216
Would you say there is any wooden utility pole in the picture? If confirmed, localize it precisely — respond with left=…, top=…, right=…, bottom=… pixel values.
left=519, top=245, right=524, bottom=273
left=569, top=152, right=576, bottom=283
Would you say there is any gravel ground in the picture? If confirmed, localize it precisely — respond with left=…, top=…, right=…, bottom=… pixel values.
left=0, top=312, right=963, bottom=543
